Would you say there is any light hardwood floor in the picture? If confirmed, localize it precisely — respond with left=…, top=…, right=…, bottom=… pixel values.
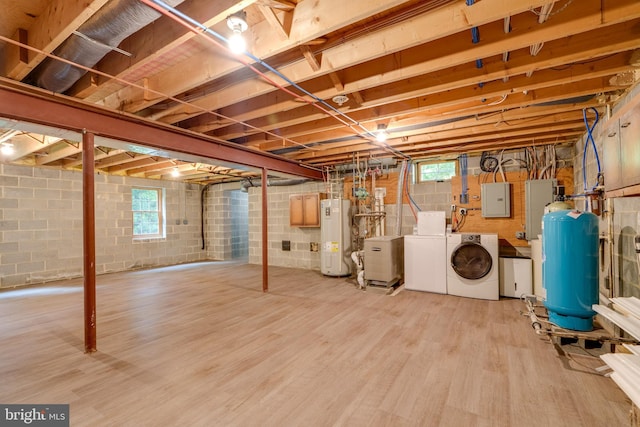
left=0, top=261, right=631, bottom=426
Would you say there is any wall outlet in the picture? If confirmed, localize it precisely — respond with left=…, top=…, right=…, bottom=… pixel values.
left=310, top=242, right=319, bottom=252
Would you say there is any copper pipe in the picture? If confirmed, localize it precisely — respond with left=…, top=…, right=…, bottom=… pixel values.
left=83, top=130, right=97, bottom=353
left=262, top=167, right=268, bottom=293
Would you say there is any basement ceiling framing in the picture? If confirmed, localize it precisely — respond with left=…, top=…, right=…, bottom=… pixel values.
left=1, top=0, right=639, bottom=183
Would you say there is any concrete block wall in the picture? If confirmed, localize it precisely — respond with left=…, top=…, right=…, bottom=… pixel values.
left=385, top=179, right=453, bottom=236
left=248, top=181, right=325, bottom=269
left=203, top=182, right=243, bottom=260
left=0, top=164, right=206, bottom=288
left=244, top=177, right=454, bottom=269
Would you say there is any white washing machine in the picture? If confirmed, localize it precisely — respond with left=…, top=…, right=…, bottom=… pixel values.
left=446, top=233, right=499, bottom=300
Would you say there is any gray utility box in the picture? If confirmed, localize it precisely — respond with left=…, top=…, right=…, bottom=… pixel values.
left=525, top=179, right=556, bottom=241
left=481, top=182, right=511, bottom=218
left=364, top=236, right=404, bottom=286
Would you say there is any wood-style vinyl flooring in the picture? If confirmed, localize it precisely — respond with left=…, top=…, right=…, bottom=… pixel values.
left=0, top=261, right=631, bottom=426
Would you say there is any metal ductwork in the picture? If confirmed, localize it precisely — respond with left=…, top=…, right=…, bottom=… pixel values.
left=31, top=0, right=184, bottom=93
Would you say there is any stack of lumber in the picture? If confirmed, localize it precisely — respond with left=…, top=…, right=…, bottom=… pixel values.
left=596, top=297, right=640, bottom=409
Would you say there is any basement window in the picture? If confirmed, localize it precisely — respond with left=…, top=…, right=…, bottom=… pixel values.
left=132, top=187, right=165, bottom=239
left=418, top=161, right=456, bottom=182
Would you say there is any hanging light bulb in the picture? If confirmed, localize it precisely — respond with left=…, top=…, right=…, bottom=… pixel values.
left=226, top=11, right=248, bottom=54
left=1, top=143, right=15, bottom=156
left=228, top=31, right=246, bottom=54
left=375, top=124, right=388, bottom=143
left=171, top=167, right=180, bottom=177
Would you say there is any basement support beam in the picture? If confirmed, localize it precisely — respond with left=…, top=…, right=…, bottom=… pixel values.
left=82, top=130, right=97, bottom=353
left=0, top=83, right=323, bottom=180
left=262, top=167, right=269, bottom=293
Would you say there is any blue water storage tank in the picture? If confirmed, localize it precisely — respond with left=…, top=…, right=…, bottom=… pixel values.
left=542, top=209, right=598, bottom=331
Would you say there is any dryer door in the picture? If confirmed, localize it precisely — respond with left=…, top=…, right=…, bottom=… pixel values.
left=450, top=242, right=492, bottom=280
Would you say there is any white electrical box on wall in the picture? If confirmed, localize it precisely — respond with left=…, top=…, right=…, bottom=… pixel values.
left=481, top=182, right=511, bottom=217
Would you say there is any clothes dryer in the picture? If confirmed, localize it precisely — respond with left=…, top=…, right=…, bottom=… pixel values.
left=446, top=233, right=499, bottom=300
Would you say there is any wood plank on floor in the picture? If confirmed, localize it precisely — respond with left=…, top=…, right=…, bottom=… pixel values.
left=0, top=261, right=631, bottom=426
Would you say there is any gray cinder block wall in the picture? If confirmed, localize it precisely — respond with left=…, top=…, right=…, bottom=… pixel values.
left=202, top=182, right=249, bottom=261
left=0, top=164, right=205, bottom=288
left=243, top=175, right=453, bottom=270
left=247, top=181, right=325, bottom=269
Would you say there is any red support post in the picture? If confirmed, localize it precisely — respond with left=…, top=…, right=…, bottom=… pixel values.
left=262, top=167, right=268, bottom=292
left=83, top=130, right=97, bottom=353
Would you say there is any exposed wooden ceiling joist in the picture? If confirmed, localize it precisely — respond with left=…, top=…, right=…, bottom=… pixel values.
left=0, top=0, right=638, bottom=183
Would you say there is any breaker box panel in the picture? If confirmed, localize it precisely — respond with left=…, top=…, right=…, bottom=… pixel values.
left=525, top=179, right=556, bottom=241
left=481, top=182, right=511, bottom=218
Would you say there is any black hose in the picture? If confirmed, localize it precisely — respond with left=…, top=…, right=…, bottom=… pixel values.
left=200, top=183, right=213, bottom=250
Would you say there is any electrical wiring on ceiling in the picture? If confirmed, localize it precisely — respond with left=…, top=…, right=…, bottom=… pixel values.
left=141, top=0, right=412, bottom=161
left=0, top=35, right=319, bottom=153
left=525, top=144, right=558, bottom=180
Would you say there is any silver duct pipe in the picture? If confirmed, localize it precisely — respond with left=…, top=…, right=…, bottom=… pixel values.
left=395, top=160, right=407, bottom=236
left=240, top=178, right=312, bottom=192
left=33, top=0, right=184, bottom=93
left=334, top=158, right=397, bottom=172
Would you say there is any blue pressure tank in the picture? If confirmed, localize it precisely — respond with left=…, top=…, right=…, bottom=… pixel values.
left=542, top=209, right=599, bottom=331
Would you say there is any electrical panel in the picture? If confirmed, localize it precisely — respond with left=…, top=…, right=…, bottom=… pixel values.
left=481, top=182, right=511, bottom=218
left=525, top=179, right=556, bottom=241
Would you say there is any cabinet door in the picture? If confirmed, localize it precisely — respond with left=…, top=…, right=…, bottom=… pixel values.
left=289, top=195, right=305, bottom=226
left=603, top=120, right=623, bottom=191
left=302, top=194, right=320, bottom=227
left=621, top=105, right=640, bottom=188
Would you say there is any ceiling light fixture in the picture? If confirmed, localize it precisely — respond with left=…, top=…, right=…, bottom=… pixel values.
left=171, top=167, right=180, bottom=177
left=227, top=11, right=248, bottom=54
left=332, top=94, right=349, bottom=106
left=375, top=124, right=388, bottom=143
left=1, top=142, right=15, bottom=156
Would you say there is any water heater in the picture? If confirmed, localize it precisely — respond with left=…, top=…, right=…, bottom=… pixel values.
left=321, top=199, right=351, bottom=276
left=542, top=209, right=598, bottom=331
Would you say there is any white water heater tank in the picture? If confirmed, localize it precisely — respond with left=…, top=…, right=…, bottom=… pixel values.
left=320, top=199, right=351, bottom=276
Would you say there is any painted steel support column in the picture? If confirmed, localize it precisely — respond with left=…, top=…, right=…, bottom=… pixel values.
left=83, top=130, right=97, bottom=353
left=262, top=167, right=268, bottom=293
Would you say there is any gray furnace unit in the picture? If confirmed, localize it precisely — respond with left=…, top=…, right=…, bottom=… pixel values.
left=364, top=236, right=404, bottom=287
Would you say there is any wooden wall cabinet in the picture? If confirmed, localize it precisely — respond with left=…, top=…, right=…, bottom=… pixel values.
left=604, top=102, right=640, bottom=193
left=290, top=193, right=321, bottom=227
